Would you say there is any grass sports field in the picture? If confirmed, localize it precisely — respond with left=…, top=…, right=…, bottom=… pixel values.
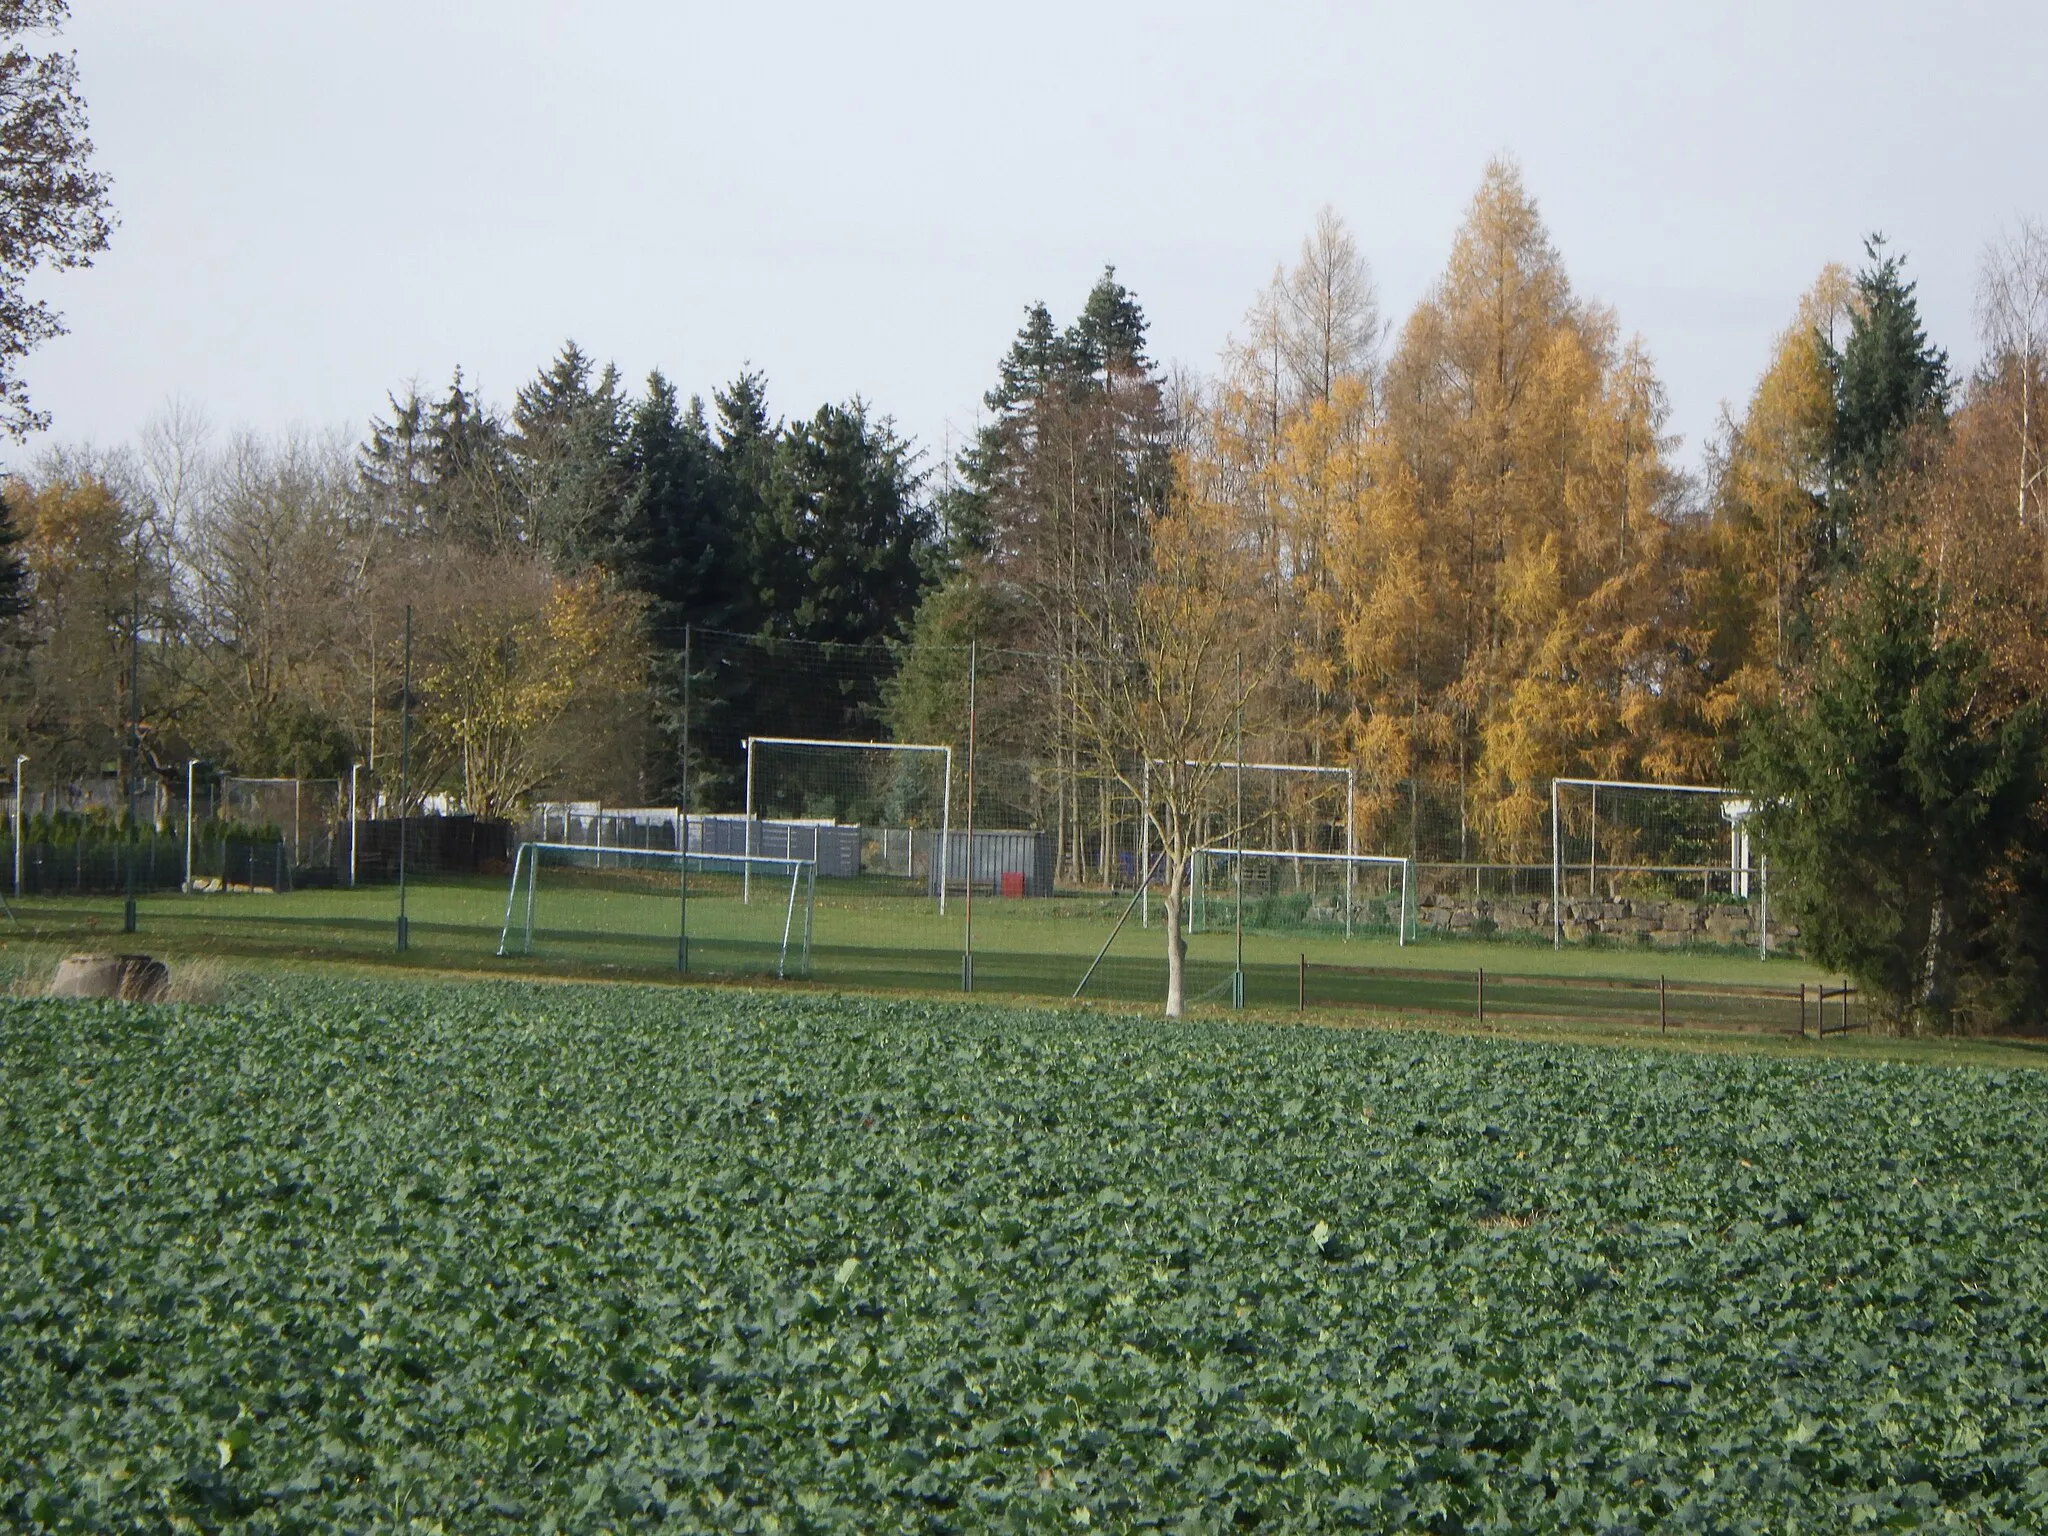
left=0, top=874, right=1848, bottom=1039
left=6, top=974, right=2048, bottom=1530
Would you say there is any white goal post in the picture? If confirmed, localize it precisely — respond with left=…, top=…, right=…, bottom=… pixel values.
left=1194, top=846, right=1413, bottom=945
left=743, top=737, right=953, bottom=913
left=1550, top=777, right=1765, bottom=952
left=1140, top=759, right=1356, bottom=932
left=495, top=841, right=816, bottom=979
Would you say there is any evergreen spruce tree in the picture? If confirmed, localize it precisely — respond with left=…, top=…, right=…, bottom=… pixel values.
left=612, top=372, right=733, bottom=636
left=0, top=484, right=31, bottom=624
left=511, top=340, right=628, bottom=565
left=1068, top=265, right=1151, bottom=376
left=1829, top=236, right=1950, bottom=497
left=1740, top=549, right=2044, bottom=1031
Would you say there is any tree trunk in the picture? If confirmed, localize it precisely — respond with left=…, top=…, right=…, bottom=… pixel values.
left=1163, top=858, right=1187, bottom=1018
left=1916, top=893, right=1951, bottom=1036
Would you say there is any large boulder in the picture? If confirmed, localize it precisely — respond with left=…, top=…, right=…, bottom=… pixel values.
left=49, top=953, right=170, bottom=1003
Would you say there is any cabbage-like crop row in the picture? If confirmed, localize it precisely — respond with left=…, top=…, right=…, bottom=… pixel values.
left=4, top=978, right=2047, bottom=1531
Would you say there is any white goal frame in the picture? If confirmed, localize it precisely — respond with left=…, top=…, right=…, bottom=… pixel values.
left=1549, top=778, right=1761, bottom=951
left=1140, top=759, right=1356, bottom=932
left=1191, top=846, right=1412, bottom=945
left=743, top=736, right=953, bottom=914
left=495, top=841, right=816, bottom=979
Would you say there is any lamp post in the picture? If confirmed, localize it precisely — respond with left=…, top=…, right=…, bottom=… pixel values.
left=12, top=754, right=25, bottom=900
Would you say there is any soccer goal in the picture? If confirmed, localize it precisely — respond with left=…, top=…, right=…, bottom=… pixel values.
left=220, top=775, right=345, bottom=870
left=1140, top=759, right=1356, bottom=930
left=1550, top=778, right=1762, bottom=949
left=1188, top=847, right=1413, bottom=944
left=743, top=737, right=953, bottom=911
left=495, top=842, right=815, bottom=979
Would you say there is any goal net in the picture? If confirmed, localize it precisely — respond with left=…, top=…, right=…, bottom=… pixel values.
left=744, top=737, right=953, bottom=909
left=1187, top=848, right=1413, bottom=943
left=1550, top=778, right=1757, bottom=943
left=1141, top=759, right=1355, bottom=927
left=220, top=776, right=345, bottom=871
left=496, top=842, right=814, bottom=979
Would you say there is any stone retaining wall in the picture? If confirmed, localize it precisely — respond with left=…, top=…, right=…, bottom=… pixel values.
left=1416, top=892, right=1798, bottom=951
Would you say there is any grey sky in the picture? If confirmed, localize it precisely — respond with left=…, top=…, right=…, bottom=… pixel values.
left=23, top=1, right=2047, bottom=478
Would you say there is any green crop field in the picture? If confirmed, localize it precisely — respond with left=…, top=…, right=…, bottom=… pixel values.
left=6, top=975, right=2047, bottom=1530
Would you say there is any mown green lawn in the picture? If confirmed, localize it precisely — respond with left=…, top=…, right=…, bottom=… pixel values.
left=0, top=876, right=1824, bottom=1026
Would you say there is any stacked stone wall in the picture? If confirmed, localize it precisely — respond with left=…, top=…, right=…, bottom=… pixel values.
left=1415, top=892, right=1798, bottom=951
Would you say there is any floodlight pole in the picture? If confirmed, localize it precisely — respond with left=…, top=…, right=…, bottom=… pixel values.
left=12, top=754, right=25, bottom=900
left=962, top=641, right=975, bottom=992
left=396, top=603, right=411, bottom=953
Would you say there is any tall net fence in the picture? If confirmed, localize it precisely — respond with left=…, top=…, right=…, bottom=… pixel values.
left=0, top=629, right=1794, bottom=1021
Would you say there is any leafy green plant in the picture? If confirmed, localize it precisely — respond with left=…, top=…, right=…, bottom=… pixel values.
left=4, top=977, right=2047, bottom=1530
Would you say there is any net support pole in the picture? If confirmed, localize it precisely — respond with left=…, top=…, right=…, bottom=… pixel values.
left=937, top=746, right=952, bottom=917
left=742, top=738, right=755, bottom=905
left=1759, top=855, right=1769, bottom=961
left=962, top=641, right=976, bottom=992
left=11, top=755, right=23, bottom=900
left=1589, top=783, right=1598, bottom=903
left=1551, top=777, right=1562, bottom=950
left=348, top=762, right=359, bottom=888
left=1400, top=856, right=1410, bottom=947
left=1140, top=760, right=1151, bottom=929
left=184, top=758, right=197, bottom=893
left=1344, top=764, right=1356, bottom=939
left=1232, top=652, right=1243, bottom=1011
left=396, top=604, right=411, bottom=953
left=679, top=625, right=692, bottom=974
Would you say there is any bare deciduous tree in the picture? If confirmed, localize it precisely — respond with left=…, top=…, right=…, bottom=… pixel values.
left=1976, top=218, right=2048, bottom=533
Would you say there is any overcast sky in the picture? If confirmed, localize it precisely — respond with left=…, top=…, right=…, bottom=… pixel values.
left=20, top=1, right=2048, bottom=479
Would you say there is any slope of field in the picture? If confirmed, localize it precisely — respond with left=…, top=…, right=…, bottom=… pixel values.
left=4, top=978, right=2046, bottom=1531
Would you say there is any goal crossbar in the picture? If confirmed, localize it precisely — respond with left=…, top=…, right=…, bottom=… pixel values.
left=496, top=841, right=816, bottom=978
left=743, top=736, right=953, bottom=913
left=1196, top=845, right=1412, bottom=945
